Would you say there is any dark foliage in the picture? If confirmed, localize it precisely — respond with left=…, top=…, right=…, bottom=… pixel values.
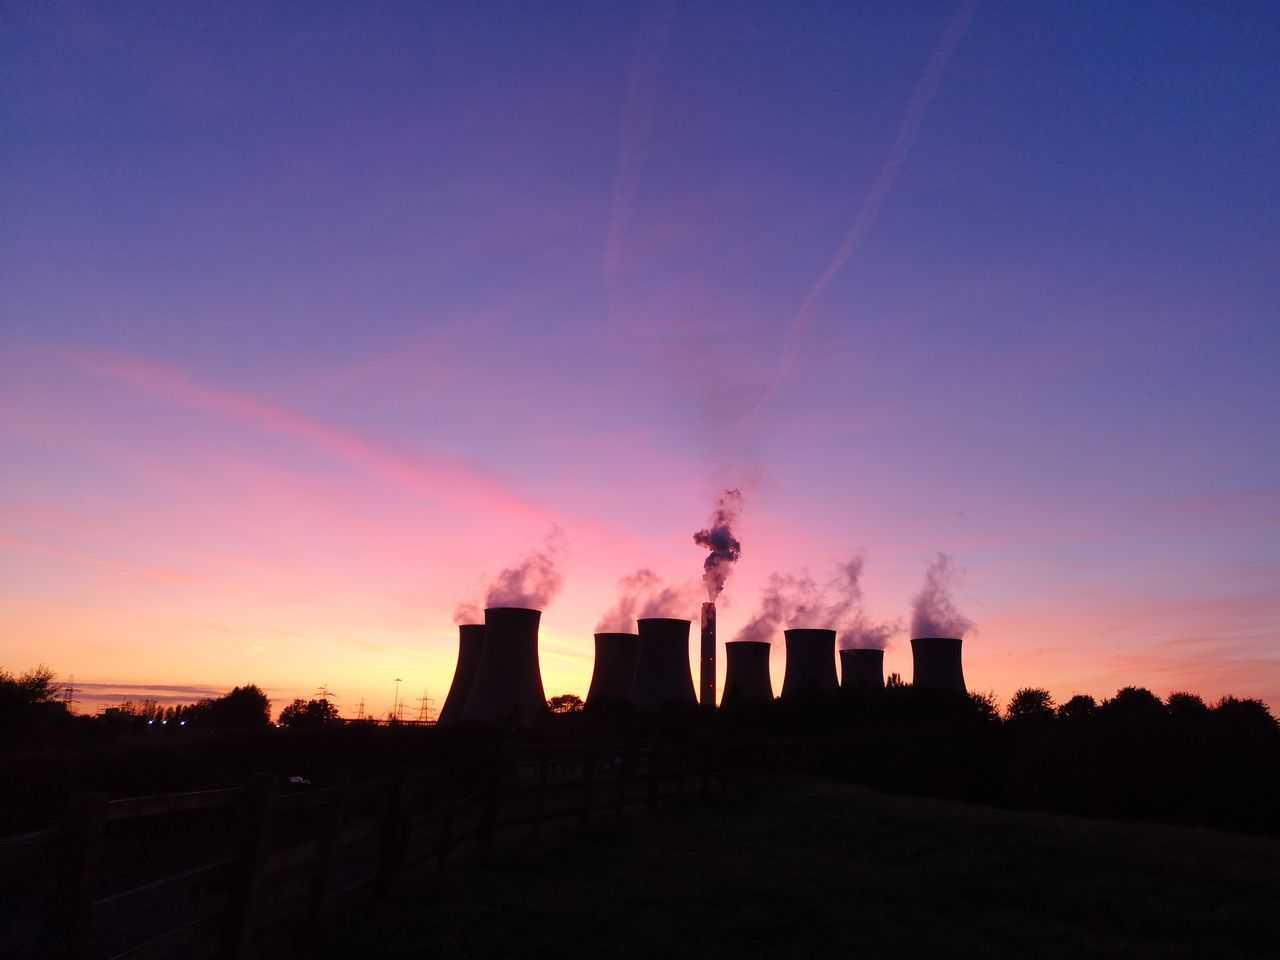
left=277, top=698, right=341, bottom=728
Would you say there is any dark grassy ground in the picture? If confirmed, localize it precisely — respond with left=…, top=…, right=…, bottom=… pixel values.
left=311, top=779, right=1280, bottom=960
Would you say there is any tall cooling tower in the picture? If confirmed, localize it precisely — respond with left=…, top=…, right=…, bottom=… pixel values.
left=438, top=623, right=485, bottom=726
left=910, top=637, right=966, bottom=693
left=839, top=648, right=885, bottom=692
left=460, top=607, right=547, bottom=726
left=629, top=618, right=697, bottom=711
left=585, top=632, right=639, bottom=706
left=721, top=640, right=773, bottom=706
left=780, top=628, right=838, bottom=699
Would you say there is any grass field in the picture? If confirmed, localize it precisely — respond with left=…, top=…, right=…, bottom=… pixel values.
left=312, top=779, right=1279, bottom=959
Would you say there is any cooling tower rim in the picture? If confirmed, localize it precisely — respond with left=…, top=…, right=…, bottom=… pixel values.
left=840, top=645, right=886, bottom=653
left=725, top=639, right=771, bottom=649
left=636, top=616, right=692, bottom=626
left=911, top=636, right=963, bottom=642
left=783, top=627, right=837, bottom=637
left=594, top=631, right=639, bottom=639
left=458, top=622, right=485, bottom=629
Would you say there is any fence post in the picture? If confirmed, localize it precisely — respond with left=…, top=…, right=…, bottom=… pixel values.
left=307, top=770, right=350, bottom=926
left=223, top=774, right=279, bottom=960
left=59, top=792, right=106, bottom=960
left=437, top=766, right=456, bottom=872
left=376, top=769, right=413, bottom=897
left=646, top=742, right=660, bottom=814
left=615, top=742, right=628, bottom=820
left=478, top=742, right=503, bottom=855
left=577, top=743, right=596, bottom=828
left=532, top=744, right=549, bottom=837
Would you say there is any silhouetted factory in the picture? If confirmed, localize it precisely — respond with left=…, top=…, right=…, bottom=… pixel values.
left=439, top=605, right=969, bottom=726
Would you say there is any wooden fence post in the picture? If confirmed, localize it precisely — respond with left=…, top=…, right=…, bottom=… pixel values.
left=307, top=770, right=350, bottom=926
left=646, top=742, right=660, bottom=815
left=478, top=743, right=503, bottom=855
left=376, top=769, right=413, bottom=897
left=59, top=792, right=106, bottom=960
left=223, top=774, right=278, bottom=960
left=437, top=766, right=456, bottom=873
left=577, top=743, right=596, bottom=828
left=615, top=742, right=628, bottom=820
left=531, top=744, right=549, bottom=837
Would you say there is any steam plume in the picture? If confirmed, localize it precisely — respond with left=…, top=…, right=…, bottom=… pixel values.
left=911, top=552, right=972, bottom=638
left=735, top=554, right=901, bottom=649
left=453, top=601, right=482, bottom=625
left=692, top=489, right=743, bottom=600
left=597, top=569, right=699, bottom=631
left=483, top=528, right=566, bottom=610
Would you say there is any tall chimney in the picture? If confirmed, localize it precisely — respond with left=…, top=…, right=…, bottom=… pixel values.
left=460, top=607, right=547, bottom=726
left=629, top=618, right=697, bottom=712
left=910, top=637, right=966, bottom=693
left=699, top=602, right=716, bottom=710
left=839, top=648, right=885, bottom=692
left=721, top=640, right=773, bottom=706
left=780, top=628, right=838, bottom=699
left=585, top=632, right=639, bottom=707
left=438, top=623, right=485, bottom=726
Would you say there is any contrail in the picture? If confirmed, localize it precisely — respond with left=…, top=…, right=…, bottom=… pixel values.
left=604, top=0, right=677, bottom=344
left=746, top=2, right=977, bottom=421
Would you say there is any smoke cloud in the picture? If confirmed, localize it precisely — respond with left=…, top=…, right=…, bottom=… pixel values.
left=483, top=528, right=566, bottom=610
left=597, top=569, right=699, bottom=631
left=910, top=552, right=972, bottom=639
left=735, top=554, right=901, bottom=649
left=692, top=489, right=743, bottom=600
left=453, top=601, right=482, bottom=625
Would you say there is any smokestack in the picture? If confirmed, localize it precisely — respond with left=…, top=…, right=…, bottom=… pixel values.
left=721, top=640, right=773, bottom=706
left=460, top=607, right=547, bottom=726
left=780, top=628, right=838, bottom=699
left=585, top=632, right=639, bottom=707
left=700, top=602, right=716, bottom=710
left=438, top=623, right=485, bottom=726
left=629, top=618, right=697, bottom=712
left=839, top=648, right=884, bottom=692
left=910, top=637, right=966, bottom=693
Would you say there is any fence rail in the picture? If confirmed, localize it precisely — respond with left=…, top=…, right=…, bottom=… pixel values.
left=0, top=737, right=770, bottom=960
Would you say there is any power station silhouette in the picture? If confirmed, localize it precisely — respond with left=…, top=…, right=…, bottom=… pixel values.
left=438, top=606, right=967, bottom=726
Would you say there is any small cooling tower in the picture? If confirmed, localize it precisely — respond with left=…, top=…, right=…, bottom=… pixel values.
left=438, top=623, right=485, bottom=726
left=780, top=628, right=838, bottom=699
left=721, top=640, right=773, bottom=706
left=460, top=607, right=547, bottom=726
left=585, top=632, right=639, bottom=706
left=839, top=648, right=885, bottom=692
left=910, top=637, right=966, bottom=693
left=629, top=618, right=697, bottom=711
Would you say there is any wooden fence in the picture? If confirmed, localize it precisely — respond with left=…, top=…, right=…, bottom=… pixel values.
left=0, top=738, right=764, bottom=960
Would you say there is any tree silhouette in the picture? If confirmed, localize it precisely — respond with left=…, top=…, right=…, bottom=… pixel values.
left=187, top=684, right=272, bottom=729
left=1006, top=687, right=1055, bottom=722
left=547, top=694, right=584, bottom=714
left=1056, top=693, right=1096, bottom=722
left=278, top=697, right=341, bottom=728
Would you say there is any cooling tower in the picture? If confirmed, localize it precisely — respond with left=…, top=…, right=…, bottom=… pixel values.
left=839, top=648, right=885, bottom=692
left=438, top=623, right=485, bottom=726
left=629, top=618, right=697, bottom=711
left=721, top=640, right=773, bottom=706
left=585, top=632, right=639, bottom=706
left=460, top=607, right=547, bottom=726
left=910, top=637, right=966, bottom=693
left=780, top=628, right=838, bottom=699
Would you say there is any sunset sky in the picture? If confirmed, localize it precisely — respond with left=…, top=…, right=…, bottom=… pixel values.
left=3, top=2, right=1278, bottom=717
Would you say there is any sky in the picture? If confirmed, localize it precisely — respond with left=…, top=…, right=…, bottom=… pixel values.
left=3, top=1, right=1278, bottom=718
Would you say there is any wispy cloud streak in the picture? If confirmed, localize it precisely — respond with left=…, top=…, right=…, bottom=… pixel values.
left=748, top=1, right=977, bottom=419
left=68, top=348, right=550, bottom=522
